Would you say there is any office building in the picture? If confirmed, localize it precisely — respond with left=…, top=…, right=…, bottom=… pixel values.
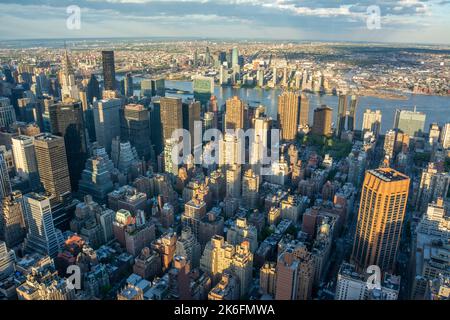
left=348, top=95, right=358, bottom=132
left=312, top=106, right=332, bottom=137
left=78, top=146, right=114, bottom=204
left=123, top=73, right=133, bottom=97
left=0, top=97, right=16, bottom=128
left=0, top=191, right=26, bottom=248
left=351, top=168, right=410, bottom=272
left=299, top=93, right=310, bottom=128
left=225, top=96, right=245, bottom=130
left=362, top=109, right=382, bottom=138
left=336, top=94, right=347, bottom=138
left=93, top=98, right=122, bottom=154
left=120, top=104, right=152, bottom=160
left=0, top=151, right=11, bottom=199
left=182, top=99, right=201, bottom=150
left=86, top=74, right=101, bottom=104
left=33, top=133, right=71, bottom=205
left=141, top=78, right=165, bottom=98
left=102, top=51, right=116, bottom=91
left=278, top=91, right=299, bottom=141
left=11, top=135, right=40, bottom=190
left=52, top=101, right=87, bottom=191
left=0, top=240, right=15, bottom=280
left=394, top=108, right=426, bottom=137
left=22, top=193, right=60, bottom=258
left=440, top=123, right=450, bottom=149
left=160, top=97, right=183, bottom=144
left=60, top=49, right=79, bottom=100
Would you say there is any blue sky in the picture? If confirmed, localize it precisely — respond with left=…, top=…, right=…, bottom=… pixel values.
left=0, top=0, right=449, bottom=44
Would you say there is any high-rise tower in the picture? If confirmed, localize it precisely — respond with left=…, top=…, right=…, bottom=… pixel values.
left=278, top=91, right=300, bottom=141
left=102, top=50, right=116, bottom=91
left=351, top=168, right=410, bottom=272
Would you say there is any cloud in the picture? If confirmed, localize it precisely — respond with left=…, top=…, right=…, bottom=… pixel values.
left=0, top=0, right=448, bottom=44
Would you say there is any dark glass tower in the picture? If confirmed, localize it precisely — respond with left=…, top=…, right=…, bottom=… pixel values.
left=102, top=50, right=116, bottom=91
left=52, top=101, right=87, bottom=192
left=87, top=74, right=101, bottom=104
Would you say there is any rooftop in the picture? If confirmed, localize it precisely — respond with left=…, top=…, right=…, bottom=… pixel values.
left=369, top=168, right=409, bottom=182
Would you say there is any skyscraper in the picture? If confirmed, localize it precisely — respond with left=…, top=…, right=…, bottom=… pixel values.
left=33, top=133, right=72, bottom=205
left=0, top=191, right=26, bottom=248
left=362, top=109, right=382, bottom=138
left=86, top=74, right=101, bottom=105
left=102, top=50, right=116, bottom=91
left=160, top=97, right=183, bottom=144
left=351, top=168, right=410, bottom=272
left=182, top=99, right=201, bottom=150
left=52, top=101, right=87, bottom=191
left=0, top=97, right=16, bottom=129
left=312, top=106, right=332, bottom=137
left=93, top=98, right=122, bottom=154
left=299, top=93, right=310, bottom=128
left=394, top=108, right=426, bottom=137
left=440, top=123, right=450, bottom=149
left=120, top=104, right=152, bottom=160
left=231, top=47, right=239, bottom=69
left=0, top=151, right=12, bottom=199
left=60, top=48, right=79, bottom=100
left=78, top=146, right=114, bottom=204
left=0, top=240, right=15, bottom=281
left=225, top=96, right=245, bottom=130
left=348, top=95, right=358, bottom=132
left=23, top=193, right=60, bottom=258
left=336, top=94, right=347, bottom=138
left=11, top=135, right=39, bottom=189
left=278, top=91, right=300, bottom=141
left=124, top=73, right=133, bottom=97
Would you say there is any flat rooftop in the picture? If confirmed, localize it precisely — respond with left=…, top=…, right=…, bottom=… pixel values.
left=369, top=168, right=409, bottom=182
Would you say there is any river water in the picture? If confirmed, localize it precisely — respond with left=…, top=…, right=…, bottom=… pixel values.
left=129, top=78, right=450, bottom=134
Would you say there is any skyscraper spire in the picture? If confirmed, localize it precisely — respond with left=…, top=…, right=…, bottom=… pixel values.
left=61, top=43, right=79, bottom=100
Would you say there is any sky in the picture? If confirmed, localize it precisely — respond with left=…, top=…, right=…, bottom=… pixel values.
left=0, top=0, right=449, bottom=44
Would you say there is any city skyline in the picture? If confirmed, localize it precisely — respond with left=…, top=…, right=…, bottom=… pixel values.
left=0, top=13, right=449, bottom=303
